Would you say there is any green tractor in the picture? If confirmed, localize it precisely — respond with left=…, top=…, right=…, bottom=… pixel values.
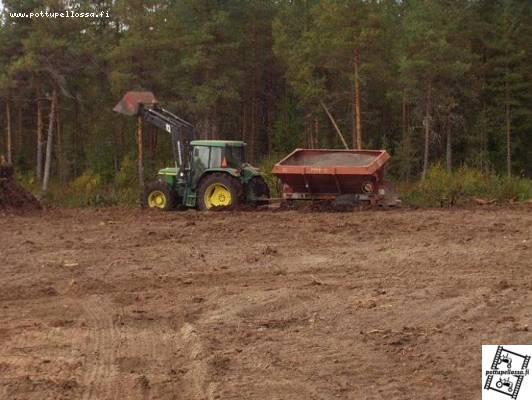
left=114, top=92, right=270, bottom=210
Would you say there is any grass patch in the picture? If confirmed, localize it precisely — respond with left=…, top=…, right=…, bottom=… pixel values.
left=400, top=163, right=532, bottom=207
left=18, top=168, right=139, bottom=208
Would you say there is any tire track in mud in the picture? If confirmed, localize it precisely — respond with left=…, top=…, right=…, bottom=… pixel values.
left=80, top=294, right=190, bottom=400
left=180, top=322, right=217, bottom=400
left=80, top=295, right=121, bottom=400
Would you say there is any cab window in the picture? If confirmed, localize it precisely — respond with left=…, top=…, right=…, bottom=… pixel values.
left=193, top=146, right=209, bottom=170
left=210, top=147, right=222, bottom=168
left=225, top=146, right=243, bottom=168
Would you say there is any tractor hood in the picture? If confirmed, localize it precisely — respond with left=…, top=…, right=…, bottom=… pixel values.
left=242, top=163, right=262, bottom=180
left=158, top=167, right=179, bottom=176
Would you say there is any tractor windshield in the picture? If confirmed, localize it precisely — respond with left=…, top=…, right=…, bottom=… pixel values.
left=225, top=146, right=244, bottom=168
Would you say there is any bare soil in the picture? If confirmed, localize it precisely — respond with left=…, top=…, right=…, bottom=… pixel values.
left=1, top=206, right=531, bottom=399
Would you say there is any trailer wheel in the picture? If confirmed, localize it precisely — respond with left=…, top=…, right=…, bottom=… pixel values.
left=197, top=173, right=242, bottom=211
left=144, top=181, right=177, bottom=210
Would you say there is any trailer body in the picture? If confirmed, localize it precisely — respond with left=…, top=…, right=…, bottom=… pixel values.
left=272, top=149, right=399, bottom=206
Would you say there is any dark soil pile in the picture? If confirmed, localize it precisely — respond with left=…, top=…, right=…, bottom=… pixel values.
left=0, top=165, right=41, bottom=212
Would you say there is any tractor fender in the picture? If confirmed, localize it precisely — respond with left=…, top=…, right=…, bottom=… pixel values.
left=197, top=168, right=241, bottom=185
left=194, top=169, right=243, bottom=197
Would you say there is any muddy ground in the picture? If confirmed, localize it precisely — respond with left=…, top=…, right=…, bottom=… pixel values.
left=0, top=206, right=531, bottom=399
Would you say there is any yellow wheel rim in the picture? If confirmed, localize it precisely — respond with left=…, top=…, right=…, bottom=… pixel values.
left=204, top=183, right=232, bottom=209
left=148, top=190, right=167, bottom=208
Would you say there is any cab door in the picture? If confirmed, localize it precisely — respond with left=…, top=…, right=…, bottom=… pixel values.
left=191, top=146, right=210, bottom=186
left=191, top=146, right=224, bottom=186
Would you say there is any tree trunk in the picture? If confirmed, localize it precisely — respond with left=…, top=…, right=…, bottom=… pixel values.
left=6, top=100, right=12, bottom=165
left=137, top=114, right=145, bottom=202
left=401, top=92, right=412, bottom=182
left=249, top=11, right=259, bottom=163
left=421, top=83, right=431, bottom=180
left=211, top=114, right=219, bottom=140
left=480, top=101, right=486, bottom=173
left=73, top=99, right=80, bottom=176
left=446, top=126, right=452, bottom=173
left=506, top=102, right=511, bottom=177
left=56, top=102, right=67, bottom=184
left=42, top=88, right=57, bottom=192
left=17, top=103, right=22, bottom=158
left=250, top=97, right=256, bottom=162
left=352, top=48, right=362, bottom=150
left=36, top=97, right=44, bottom=181
left=304, top=117, right=309, bottom=148
left=241, top=100, right=247, bottom=142
left=313, top=116, right=319, bottom=149
left=112, top=121, right=120, bottom=173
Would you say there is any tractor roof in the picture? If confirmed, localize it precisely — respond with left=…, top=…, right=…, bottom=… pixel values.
left=190, top=140, right=246, bottom=147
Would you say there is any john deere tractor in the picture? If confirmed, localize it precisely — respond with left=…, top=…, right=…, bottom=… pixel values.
left=114, top=92, right=270, bottom=210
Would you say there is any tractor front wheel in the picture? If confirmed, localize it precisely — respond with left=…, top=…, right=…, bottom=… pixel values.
left=197, top=173, right=242, bottom=211
left=144, top=181, right=177, bottom=210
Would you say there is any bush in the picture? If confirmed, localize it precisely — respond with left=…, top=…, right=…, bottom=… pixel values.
left=35, top=168, right=138, bottom=208
left=114, top=155, right=138, bottom=188
left=400, top=163, right=532, bottom=206
left=71, top=170, right=101, bottom=194
left=257, top=153, right=284, bottom=197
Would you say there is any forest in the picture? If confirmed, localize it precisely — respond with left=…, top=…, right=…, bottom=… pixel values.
left=0, top=0, right=531, bottom=204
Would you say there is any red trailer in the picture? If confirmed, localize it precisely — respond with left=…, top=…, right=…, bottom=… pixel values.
left=272, top=149, right=400, bottom=206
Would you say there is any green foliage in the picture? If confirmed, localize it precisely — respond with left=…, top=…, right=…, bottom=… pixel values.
left=272, top=97, right=302, bottom=154
left=36, top=170, right=137, bottom=207
left=257, top=153, right=284, bottom=198
left=70, top=170, right=101, bottom=195
left=400, top=163, right=532, bottom=207
left=114, top=155, right=138, bottom=189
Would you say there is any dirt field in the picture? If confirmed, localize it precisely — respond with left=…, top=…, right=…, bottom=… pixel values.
left=1, top=206, right=531, bottom=399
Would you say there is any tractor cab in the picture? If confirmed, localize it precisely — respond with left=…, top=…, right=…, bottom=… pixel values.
left=189, top=140, right=246, bottom=185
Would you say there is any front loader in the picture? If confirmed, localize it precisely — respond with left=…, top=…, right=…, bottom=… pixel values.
left=114, top=92, right=270, bottom=210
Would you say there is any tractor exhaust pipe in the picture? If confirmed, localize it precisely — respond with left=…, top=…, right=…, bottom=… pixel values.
left=113, top=91, right=157, bottom=116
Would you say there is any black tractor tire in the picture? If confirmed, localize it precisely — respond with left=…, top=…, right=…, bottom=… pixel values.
left=197, top=173, right=242, bottom=211
left=143, top=180, right=177, bottom=211
left=247, top=176, right=270, bottom=205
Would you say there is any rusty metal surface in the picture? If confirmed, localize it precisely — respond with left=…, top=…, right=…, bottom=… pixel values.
left=113, top=91, right=157, bottom=116
left=272, top=149, right=389, bottom=176
left=272, top=148, right=399, bottom=205
left=272, top=149, right=389, bottom=193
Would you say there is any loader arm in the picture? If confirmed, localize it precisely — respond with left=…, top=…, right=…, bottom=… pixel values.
left=139, top=105, right=194, bottom=174
left=114, top=91, right=195, bottom=176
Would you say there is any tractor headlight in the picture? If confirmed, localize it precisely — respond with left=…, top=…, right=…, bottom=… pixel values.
left=378, top=188, right=386, bottom=196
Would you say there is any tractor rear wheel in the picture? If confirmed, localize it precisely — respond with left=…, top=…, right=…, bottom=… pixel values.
left=144, top=181, right=177, bottom=210
left=197, top=173, right=242, bottom=211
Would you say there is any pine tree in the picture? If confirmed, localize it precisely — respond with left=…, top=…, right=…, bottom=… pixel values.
left=398, top=0, right=471, bottom=178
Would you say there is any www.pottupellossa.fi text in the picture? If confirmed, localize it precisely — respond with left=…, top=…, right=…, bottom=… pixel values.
left=9, top=10, right=110, bottom=19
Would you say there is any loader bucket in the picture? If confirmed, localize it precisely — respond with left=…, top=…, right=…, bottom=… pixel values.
left=113, top=91, right=157, bottom=116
